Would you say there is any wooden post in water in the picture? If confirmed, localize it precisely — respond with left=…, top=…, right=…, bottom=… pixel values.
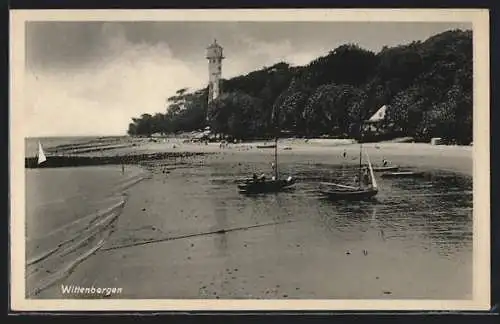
left=358, top=144, right=362, bottom=185
left=274, top=136, right=278, bottom=180
left=121, top=155, right=125, bottom=175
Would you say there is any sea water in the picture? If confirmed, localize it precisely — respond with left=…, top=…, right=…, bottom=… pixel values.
left=24, top=164, right=148, bottom=297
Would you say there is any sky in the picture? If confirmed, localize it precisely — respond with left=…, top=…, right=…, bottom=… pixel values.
left=24, top=21, right=472, bottom=136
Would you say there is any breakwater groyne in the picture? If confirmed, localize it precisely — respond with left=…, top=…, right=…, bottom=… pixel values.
left=25, top=152, right=211, bottom=168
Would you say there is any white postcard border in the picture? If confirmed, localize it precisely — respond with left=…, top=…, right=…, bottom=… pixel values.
left=9, top=8, right=491, bottom=311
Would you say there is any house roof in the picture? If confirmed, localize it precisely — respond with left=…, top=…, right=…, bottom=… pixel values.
left=366, top=105, right=387, bottom=123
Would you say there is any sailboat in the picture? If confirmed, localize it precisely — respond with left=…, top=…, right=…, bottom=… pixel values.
left=319, top=111, right=379, bottom=201
left=237, top=136, right=296, bottom=194
left=37, top=141, right=47, bottom=165
left=319, top=151, right=378, bottom=200
left=237, top=103, right=296, bottom=194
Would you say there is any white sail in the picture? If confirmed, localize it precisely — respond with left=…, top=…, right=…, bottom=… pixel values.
left=37, top=141, right=47, bottom=165
left=365, top=151, right=377, bottom=189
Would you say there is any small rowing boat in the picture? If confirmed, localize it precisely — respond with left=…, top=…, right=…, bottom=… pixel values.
left=256, top=143, right=276, bottom=149
left=372, top=165, right=399, bottom=172
left=381, top=171, right=424, bottom=178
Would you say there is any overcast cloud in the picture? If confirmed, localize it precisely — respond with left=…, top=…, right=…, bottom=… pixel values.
left=24, top=21, right=471, bottom=136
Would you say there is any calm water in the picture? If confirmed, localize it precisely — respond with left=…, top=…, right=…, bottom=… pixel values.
left=191, top=161, right=473, bottom=259
left=27, top=156, right=473, bottom=299
left=24, top=136, right=129, bottom=157
left=25, top=165, right=148, bottom=297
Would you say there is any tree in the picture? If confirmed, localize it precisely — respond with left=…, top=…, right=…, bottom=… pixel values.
left=127, top=123, right=137, bottom=136
left=302, top=83, right=365, bottom=137
left=208, top=91, right=264, bottom=139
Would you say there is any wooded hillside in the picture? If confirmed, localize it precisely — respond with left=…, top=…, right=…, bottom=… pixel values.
left=127, top=29, right=472, bottom=144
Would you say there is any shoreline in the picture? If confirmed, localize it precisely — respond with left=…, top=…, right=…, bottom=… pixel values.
left=27, top=139, right=472, bottom=177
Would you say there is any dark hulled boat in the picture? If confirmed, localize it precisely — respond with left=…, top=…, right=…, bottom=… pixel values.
left=256, top=143, right=277, bottom=149
left=238, top=176, right=296, bottom=194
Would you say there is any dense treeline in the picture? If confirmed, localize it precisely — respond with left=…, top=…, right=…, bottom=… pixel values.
left=128, top=29, right=472, bottom=144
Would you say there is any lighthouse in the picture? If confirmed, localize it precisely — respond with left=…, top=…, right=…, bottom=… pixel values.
left=206, top=39, right=224, bottom=109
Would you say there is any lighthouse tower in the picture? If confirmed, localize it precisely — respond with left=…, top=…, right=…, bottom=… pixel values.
left=206, top=39, right=224, bottom=107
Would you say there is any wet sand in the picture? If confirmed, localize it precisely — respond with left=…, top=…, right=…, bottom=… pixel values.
left=61, top=137, right=472, bottom=176
left=29, top=139, right=473, bottom=300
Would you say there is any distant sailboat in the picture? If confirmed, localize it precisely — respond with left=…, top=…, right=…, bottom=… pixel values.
left=37, top=141, right=47, bottom=165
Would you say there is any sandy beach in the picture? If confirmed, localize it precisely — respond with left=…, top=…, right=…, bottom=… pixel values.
left=27, top=136, right=472, bottom=172
left=26, top=137, right=473, bottom=300
left=154, top=140, right=470, bottom=176
left=35, top=136, right=471, bottom=175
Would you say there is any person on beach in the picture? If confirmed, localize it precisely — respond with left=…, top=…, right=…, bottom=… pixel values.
left=382, top=158, right=389, bottom=166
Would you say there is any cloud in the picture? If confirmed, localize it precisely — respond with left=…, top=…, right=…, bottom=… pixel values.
left=226, top=36, right=328, bottom=73
left=25, top=38, right=207, bottom=136
left=24, top=29, right=330, bottom=137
